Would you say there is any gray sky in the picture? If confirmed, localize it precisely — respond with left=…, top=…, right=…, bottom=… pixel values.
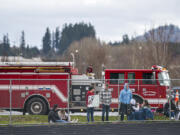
left=0, top=0, right=179, bottom=47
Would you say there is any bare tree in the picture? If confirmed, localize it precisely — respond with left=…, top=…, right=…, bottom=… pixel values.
left=65, top=38, right=108, bottom=78
left=144, top=25, right=175, bottom=67
left=57, top=25, right=179, bottom=79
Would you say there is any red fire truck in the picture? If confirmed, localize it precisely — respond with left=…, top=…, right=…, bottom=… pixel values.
left=104, top=65, right=170, bottom=110
left=0, top=62, right=170, bottom=114
left=0, top=62, right=101, bottom=115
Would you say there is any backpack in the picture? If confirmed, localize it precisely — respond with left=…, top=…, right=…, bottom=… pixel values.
left=127, top=104, right=133, bottom=115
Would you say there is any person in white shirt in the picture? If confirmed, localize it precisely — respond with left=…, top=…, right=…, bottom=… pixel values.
left=130, top=98, right=140, bottom=112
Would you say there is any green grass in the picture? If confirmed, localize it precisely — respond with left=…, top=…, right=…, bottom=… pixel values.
left=0, top=113, right=172, bottom=125
left=71, top=115, right=119, bottom=123
left=154, top=114, right=169, bottom=120
left=0, top=115, right=48, bottom=124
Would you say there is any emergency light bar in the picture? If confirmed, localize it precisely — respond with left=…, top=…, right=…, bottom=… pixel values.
left=152, top=65, right=167, bottom=72
left=0, top=62, right=74, bottom=66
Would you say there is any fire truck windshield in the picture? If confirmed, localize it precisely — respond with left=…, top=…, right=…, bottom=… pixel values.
left=158, top=71, right=170, bottom=86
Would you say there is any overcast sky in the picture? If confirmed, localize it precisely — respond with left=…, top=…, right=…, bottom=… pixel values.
left=0, top=0, right=179, bottom=47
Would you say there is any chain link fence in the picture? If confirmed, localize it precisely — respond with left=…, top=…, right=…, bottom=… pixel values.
left=0, top=78, right=179, bottom=125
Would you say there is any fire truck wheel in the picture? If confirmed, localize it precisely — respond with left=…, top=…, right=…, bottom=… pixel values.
left=26, top=97, right=47, bottom=115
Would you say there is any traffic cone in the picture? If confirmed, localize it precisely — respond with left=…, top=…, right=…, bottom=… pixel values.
left=175, top=90, right=179, bottom=104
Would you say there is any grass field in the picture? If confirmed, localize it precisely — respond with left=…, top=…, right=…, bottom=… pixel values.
left=0, top=113, right=170, bottom=125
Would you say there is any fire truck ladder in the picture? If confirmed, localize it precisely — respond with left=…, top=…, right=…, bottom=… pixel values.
left=0, top=62, right=74, bottom=73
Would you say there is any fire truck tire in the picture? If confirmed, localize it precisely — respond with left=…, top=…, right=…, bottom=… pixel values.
left=26, top=97, right=47, bottom=115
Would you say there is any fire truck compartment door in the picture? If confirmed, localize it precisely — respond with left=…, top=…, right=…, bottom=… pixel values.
left=71, top=85, right=91, bottom=107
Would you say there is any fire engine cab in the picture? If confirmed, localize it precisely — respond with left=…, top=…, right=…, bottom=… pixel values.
left=0, top=62, right=101, bottom=115
left=104, top=65, right=170, bottom=110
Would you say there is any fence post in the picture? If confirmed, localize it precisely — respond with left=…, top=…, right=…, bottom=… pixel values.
left=9, top=79, right=12, bottom=125
left=67, top=79, right=70, bottom=121
left=138, top=79, right=140, bottom=98
left=118, top=79, right=120, bottom=121
left=169, top=79, right=172, bottom=120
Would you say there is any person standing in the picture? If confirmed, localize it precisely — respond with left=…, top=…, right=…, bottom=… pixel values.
left=86, top=86, right=95, bottom=122
left=119, top=83, right=132, bottom=121
left=100, top=84, right=112, bottom=121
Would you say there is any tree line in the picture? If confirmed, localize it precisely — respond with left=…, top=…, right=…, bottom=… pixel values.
left=0, top=22, right=96, bottom=60
left=1, top=23, right=180, bottom=80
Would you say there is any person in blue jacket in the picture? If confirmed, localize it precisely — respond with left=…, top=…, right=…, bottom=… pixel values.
left=119, top=83, right=132, bottom=121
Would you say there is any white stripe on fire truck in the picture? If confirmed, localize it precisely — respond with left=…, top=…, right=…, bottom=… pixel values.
left=0, top=85, right=67, bottom=102
left=111, top=98, right=167, bottom=104
left=146, top=98, right=167, bottom=104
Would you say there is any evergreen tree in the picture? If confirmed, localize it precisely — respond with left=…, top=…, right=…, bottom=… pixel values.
left=0, top=43, right=3, bottom=56
left=1, top=34, right=10, bottom=61
left=55, top=27, right=60, bottom=51
left=59, top=22, right=96, bottom=54
left=30, top=47, right=40, bottom=57
left=122, top=34, right=129, bottom=44
left=20, top=31, right=26, bottom=56
left=25, top=44, right=30, bottom=58
left=52, top=31, right=55, bottom=51
left=42, top=27, right=51, bottom=55
left=3, top=34, right=10, bottom=55
left=10, top=45, right=19, bottom=56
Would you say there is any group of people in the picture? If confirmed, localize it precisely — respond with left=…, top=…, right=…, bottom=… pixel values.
left=86, top=84, right=112, bottom=122
left=48, top=82, right=154, bottom=123
left=48, top=104, right=78, bottom=123
left=86, top=82, right=154, bottom=122
left=119, top=83, right=153, bottom=121
left=48, top=104, right=68, bottom=123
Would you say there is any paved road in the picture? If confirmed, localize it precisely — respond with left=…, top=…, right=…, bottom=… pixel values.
left=0, top=122, right=180, bottom=135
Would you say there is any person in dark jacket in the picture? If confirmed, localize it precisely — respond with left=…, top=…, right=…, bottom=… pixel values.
left=48, top=104, right=67, bottom=123
left=164, top=99, right=177, bottom=119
